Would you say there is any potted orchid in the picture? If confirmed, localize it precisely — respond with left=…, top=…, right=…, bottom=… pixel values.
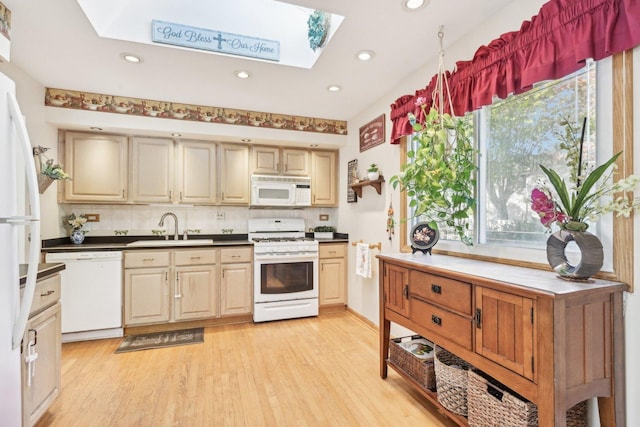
left=531, top=118, right=640, bottom=279
left=531, top=119, right=640, bottom=232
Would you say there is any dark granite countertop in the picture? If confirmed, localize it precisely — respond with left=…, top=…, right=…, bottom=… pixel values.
left=19, top=263, right=65, bottom=286
left=41, top=232, right=349, bottom=252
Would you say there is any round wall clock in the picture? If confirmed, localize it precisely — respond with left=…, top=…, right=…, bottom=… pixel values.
left=410, top=222, right=439, bottom=255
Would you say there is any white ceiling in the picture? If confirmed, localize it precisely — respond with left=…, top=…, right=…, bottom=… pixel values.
left=4, top=0, right=520, bottom=122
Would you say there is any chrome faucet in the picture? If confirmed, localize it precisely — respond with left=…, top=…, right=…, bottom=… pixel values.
left=158, top=212, right=179, bottom=240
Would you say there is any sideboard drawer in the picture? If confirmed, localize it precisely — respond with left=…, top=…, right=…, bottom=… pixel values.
left=410, top=297, right=473, bottom=350
left=410, top=270, right=472, bottom=315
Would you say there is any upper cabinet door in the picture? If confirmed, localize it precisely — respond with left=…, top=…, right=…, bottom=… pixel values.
left=251, top=146, right=280, bottom=175
left=130, top=137, right=174, bottom=203
left=219, top=144, right=250, bottom=205
left=282, top=149, right=309, bottom=176
left=311, top=151, right=337, bottom=206
left=177, top=141, right=217, bottom=205
left=63, top=132, right=128, bottom=202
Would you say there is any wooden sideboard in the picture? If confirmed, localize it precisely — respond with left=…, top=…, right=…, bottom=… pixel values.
left=378, top=253, right=627, bottom=427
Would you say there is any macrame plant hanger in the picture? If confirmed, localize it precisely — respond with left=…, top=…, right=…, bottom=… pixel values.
left=433, top=26, right=456, bottom=121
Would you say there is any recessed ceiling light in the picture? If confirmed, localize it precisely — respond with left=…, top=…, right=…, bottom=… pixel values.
left=121, top=53, right=141, bottom=63
left=403, top=0, right=429, bottom=10
left=327, top=85, right=341, bottom=93
left=235, top=70, right=251, bottom=79
left=356, top=50, right=375, bottom=61
left=171, top=133, right=181, bottom=137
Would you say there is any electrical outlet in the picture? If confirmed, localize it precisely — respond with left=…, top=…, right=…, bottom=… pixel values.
left=85, top=213, right=100, bottom=222
left=319, top=214, right=329, bottom=221
left=216, top=212, right=225, bottom=220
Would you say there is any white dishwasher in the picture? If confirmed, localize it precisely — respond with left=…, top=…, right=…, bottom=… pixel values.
left=45, top=251, right=123, bottom=343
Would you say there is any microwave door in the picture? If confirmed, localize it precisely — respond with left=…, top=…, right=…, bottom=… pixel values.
left=253, top=183, right=295, bottom=206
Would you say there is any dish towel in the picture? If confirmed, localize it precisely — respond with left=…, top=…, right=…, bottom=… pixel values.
left=355, top=243, right=372, bottom=278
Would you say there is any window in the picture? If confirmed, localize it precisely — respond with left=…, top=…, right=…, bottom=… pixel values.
left=400, top=53, right=634, bottom=285
left=478, top=62, right=596, bottom=248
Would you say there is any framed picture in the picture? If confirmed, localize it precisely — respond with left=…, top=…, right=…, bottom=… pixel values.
left=359, top=114, right=385, bottom=152
left=410, top=222, right=439, bottom=254
left=347, top=159, right=358, bottom=203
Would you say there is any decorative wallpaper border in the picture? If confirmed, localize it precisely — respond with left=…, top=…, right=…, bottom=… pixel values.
left=44, top=88, right=348, bottom=136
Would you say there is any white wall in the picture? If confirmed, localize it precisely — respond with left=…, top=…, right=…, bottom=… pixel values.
left=337, top=2, right=639, bottom=425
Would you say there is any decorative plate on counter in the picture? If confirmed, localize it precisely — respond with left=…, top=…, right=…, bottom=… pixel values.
left=410, top=222, right=439, bottom=254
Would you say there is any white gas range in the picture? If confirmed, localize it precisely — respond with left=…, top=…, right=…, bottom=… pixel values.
left=248, top=218, right=319, bottom=322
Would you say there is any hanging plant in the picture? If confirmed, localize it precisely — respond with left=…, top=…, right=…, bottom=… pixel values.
left=307, top=10, right=330, bottom=52
left=390, top=103, right=477, bottom=245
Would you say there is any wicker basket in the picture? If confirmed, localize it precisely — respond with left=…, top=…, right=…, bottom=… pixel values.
left=468, top=369, right=587, bottom=427
left=434, top=346, right=473, bottom=417
left=389, top=336, right=435, bottom=390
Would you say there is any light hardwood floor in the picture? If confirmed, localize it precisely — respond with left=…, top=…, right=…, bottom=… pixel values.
left=35, top=312, right=454, bottom=427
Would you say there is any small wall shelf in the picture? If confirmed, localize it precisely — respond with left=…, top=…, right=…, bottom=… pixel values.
left=350, top=176, right=385, bottom=198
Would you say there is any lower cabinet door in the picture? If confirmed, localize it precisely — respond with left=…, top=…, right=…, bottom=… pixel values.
left=124, top=267, right=170, bottom=326
left=220, top=263, right=252, bottom=316
left=174, top=265, right=219, bottom=321
left=22, top=302, right=61, bottom=427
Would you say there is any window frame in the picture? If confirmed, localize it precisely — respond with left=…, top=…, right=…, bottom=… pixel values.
left=398, top=50, right=635, bottom=291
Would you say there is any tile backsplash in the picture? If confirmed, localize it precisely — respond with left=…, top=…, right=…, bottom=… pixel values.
left=58, top=204, right=338, bottom=236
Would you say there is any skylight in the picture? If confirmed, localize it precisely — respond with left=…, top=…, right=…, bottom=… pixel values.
left=76, top=0, right=344, bottom=69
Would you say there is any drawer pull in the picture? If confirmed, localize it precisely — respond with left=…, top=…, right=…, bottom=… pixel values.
left=143, top=258, right=155, bottom=262
left=40, top=290, right=55, bottom=297
left=328, top=251, right=336, bottom=254
left=431, top=284, right=442, bottom=294
left=232, top=255, right=241, bottom=258
left=190, top=256, right=201, bottom=260
left=475, top=308, right=482, bottom=329
left=431, top=315, right=442, bottom=326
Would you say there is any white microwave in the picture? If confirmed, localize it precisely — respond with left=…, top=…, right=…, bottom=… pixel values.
left=250, top=175, right=312, bottom=207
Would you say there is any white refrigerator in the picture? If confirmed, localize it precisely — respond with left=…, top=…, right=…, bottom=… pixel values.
left=0, top=71, right=42, bottom=425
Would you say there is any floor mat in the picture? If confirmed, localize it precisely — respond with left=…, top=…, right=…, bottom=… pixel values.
left=115, top=327, right=204, bottom=353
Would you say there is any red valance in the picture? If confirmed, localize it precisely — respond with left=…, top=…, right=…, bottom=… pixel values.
left=390, top=0, right=640, bottom=144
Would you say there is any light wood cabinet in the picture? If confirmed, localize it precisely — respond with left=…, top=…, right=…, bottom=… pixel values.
left=177, top=140, right=217, bottom=204
left=124, top=248, right=226, bottom=327
left=174, top=249, right=218, bottom=321
left=219, top=144, right=250, bottom=205
left=62, top=132, right=128, bottom=202
left=22, top=273, right=62, bottom=427
left=319, top=243, right=347, bottom=307
left=130, top=137, right=174, bottom=203
left=379, top=254, right=627, bottom=427
left=124, top=254, right=171, bottom=326
left=130, top=138, right=217, bottom=205
left=251, top=146, right=309, bottom=176
left=311, top=151, right=337, bottom=206
left=220, top=248, right=253, bottom=316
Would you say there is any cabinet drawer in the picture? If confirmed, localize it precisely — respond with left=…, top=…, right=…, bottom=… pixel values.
left=125, top=251, right=170, bottom=268
left=175, top=249, right=217, bottom=266
left=410, top=270, right=472, bottom=315
left=28, top=274, right=61, bottom=316
left=319, top=243, right=345, bottom=259
left=220, top=247, right=252, bottom=263
left=410, top=297, right=473, bottom=350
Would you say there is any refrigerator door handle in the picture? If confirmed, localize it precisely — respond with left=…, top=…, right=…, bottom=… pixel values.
left=0, top=215, right=36, bottom=224
left=7, top=91, right=42, bottom=350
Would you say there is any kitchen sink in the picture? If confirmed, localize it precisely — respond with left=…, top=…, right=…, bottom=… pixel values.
left=126, top=239, right=214, bottom=247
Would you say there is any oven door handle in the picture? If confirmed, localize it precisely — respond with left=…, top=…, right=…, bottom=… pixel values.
left=254, top=254, right=318, bottom=262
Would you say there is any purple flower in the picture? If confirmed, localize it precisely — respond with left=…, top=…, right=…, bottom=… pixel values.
left=531, top=188, right=567, bottom=227
left=415, top=96, right=427, bottom=106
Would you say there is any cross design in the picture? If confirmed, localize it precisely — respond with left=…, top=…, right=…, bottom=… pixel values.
left=212, top=33, right=228, bottom=50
